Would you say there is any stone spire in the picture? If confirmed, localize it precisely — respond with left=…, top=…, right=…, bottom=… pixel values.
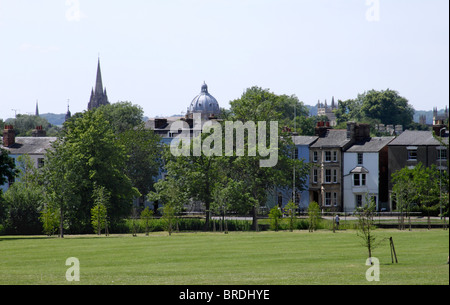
left=88, top=58, right=110, bottom=110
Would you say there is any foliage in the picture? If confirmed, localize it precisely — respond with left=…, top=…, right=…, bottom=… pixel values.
left=355, top=198, right=384, bottom=263
left=268, top=206, right=283, bottom=231
left=91, top=184, right=110, bottom=235
left=391, top=163, right=446, bottom=216
left=44, top=109, right=139, bottom=235
left=335, top=89, right=415, bottom=129
left=284, top=200, right=297, bottom=232
left=0, top=148, right=16, bottom=189
left=5, top=114, right=60, bottom=137
left=40, top=204, right=59, bottom=236
left=308, top=201, right=320, bottom=232
left=140, top=207, right=154, bottom=236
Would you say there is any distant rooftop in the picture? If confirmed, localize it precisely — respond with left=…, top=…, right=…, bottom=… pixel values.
left=388, top=130, right=449, bottom=146
left=346, top=136, right=395, bottom=153
left=1, top=137, right=57, bottom=155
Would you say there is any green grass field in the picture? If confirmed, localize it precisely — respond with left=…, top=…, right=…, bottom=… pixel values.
left=0, top=230, right=448, bottom=285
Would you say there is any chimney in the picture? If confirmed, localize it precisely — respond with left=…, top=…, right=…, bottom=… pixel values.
left=315, top=121, right=331, bottom=137
left=32, top=125, right=47, bottom=137
left=2, top=125, right=16, bottom=147
left=433, top=123, right=446, bottom=137
left=347, top=122, right=371, bottom=141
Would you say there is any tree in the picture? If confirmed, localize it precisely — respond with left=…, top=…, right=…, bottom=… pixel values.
left=44, top=110, right=139, bottom=234
left=2, top=155, right=43, bottom=235
left=0, top=148, right=16, bottom=190
left=284, top=200, right=297, bottom=232
left=334, top=89, right=415, bottom=129
left=355, top=198, right=383, bottom=265
left=308, top=201, right=320, bottom=232
left=40, top=204, right=59, bottom=236
left=228, top=86, right=310, bottom=230
left=268, top=206, right=283, bottom=231
left=140, top=207, right=154, bottom=236
left=91, top=184, right=110, bottom=235
left=360, top=89, right=414, bottom=127
left=118, top=125, right=163, bottom=208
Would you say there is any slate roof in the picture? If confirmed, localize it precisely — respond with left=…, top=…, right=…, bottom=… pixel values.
left=292, top=136, right=319, bottom=146
left=0, top=137, right=57, bottom=155
left=310, top=129, right=350, bottom=148
left=388, top=130, right=449, bottom=146
left=346, top=136, right=395, bottom=152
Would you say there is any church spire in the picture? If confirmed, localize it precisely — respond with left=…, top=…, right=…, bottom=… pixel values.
left=88, top=57, right=110, bottom=111
left=95, top=58, right=103, bottom=96
left=35, top=100, right=39, bottom=116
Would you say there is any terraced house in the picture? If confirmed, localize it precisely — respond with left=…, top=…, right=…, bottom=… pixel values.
left=309, top=122, right=370, bottom=212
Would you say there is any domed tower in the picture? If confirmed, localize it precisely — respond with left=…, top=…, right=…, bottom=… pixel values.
left=186, top=82, right=221, bottom=120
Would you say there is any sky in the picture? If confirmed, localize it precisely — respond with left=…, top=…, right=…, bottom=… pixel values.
left=0, top=0, right=448, bottom=121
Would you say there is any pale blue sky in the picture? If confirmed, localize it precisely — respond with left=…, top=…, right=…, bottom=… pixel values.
left=0, top=0, right=448, bottom=120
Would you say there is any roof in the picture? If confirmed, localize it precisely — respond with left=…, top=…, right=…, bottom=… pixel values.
left=310, top=129, right=351, bottom=148
left=292, top=136, right=319, bottom=146
left=346, top=136, right=395, bottom=153
left=0, top=137, right=57, bottom=155
left=388, top=130, right=449, bottom=146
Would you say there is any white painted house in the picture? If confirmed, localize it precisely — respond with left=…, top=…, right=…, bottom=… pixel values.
left=343, top=137, right=394, bottom=212
left=1, top=125, right=56, bottom=193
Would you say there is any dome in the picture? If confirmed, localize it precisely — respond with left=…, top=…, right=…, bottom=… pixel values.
left=188, top=82, right=221, bottom=118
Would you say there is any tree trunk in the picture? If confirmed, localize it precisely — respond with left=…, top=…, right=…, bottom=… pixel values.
left=59, top=204, right=64, bottom=239
left=251, top=205, right=258, bottom=231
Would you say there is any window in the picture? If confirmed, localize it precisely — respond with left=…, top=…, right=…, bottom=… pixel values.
left=313, top=151, right=318, bottom=163
left=313, top=169, right=318, bottom=183
left=333, top=151, right=338, bottom=162
left=408, top=150, right=417, bottom=161
left=294, top=148, right=299, bottom=160
left=325, top=151, right=332, bottom=162
left=325, top=192, right=332, bottom=206
left=37, top=158, right=45, bottom=168
left=357, top=153, right=363, bottom=165
left=356, top=195, right=363, bottom=207
left=354, top=174, right=366, bottom=186
left=438, top=148, right=447, bottom=161
left=333, top=193, right=338, bottom=206
left=325, top=169, right=332, bottom=183
left=333, top=169, right=338, bottom=183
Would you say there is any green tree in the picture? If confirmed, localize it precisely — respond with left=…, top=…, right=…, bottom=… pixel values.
left=91, top=184, right=110, bottom=235
left=355, top=199, right=383, bottom=264
left=40, top=204, right=59, bottom=236
left=140, top=207, right=154, bottom=236
left=308, top=201, right=320, bottom=232
left=44, top=110, right=139, bottom=234
left=284, top=200, right=297, bottom=232
left=227, top=86, right=310, bottom=230
left=0, top=148, right=16, bottom=190
left=118, top=125, right=162, bottom=208
left=2, top=155, right=43, bottom=235
left=268, top=206, right=283, bottom=231
left=334, top=89, right=415, bottom=129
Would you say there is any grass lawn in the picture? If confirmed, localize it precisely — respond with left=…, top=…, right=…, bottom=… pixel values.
left=0, top=230, right=448, bottom=285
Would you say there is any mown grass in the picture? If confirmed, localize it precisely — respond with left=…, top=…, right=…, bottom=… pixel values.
left=0, top=230, right=448, bottom=285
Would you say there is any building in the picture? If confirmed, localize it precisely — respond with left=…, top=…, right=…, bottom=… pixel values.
left=317, top=97, right=338, bottom=126
left=0, top=125, right=56, bottom=192
left=309, top=122, right=370, bottom=212
left=88, top=59, right=110, bottom=110
left=267, top=135, right=319, bottom=212
left=343, top=136, right=394, bottom=212
left=146, top=82, right=221, bottom=143
left=433, top=106, right=449, bottom=125
left=387, top=128, right=449, bottom=210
